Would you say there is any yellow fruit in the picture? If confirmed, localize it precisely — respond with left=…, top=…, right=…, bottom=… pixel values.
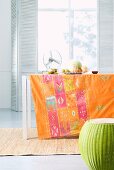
left=82, top=66, right=88, bottom=73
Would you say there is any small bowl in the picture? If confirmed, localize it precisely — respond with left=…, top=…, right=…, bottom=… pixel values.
left=92, top=71, right=98, bottom=74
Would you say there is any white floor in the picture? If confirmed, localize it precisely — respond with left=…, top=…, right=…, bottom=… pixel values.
left=0, top=109, right=88, bottom=170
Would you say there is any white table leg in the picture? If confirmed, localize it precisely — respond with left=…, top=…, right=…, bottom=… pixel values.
left=22, top=76, right=28, bottom=139
left=27, top=78, right=32, bottom=128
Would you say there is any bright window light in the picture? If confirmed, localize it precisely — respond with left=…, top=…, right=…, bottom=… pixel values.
left=38, top=0, right=97, bottom=71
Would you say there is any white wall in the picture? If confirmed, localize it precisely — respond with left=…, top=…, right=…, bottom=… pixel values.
left=0, top=0, right=11, bottom=108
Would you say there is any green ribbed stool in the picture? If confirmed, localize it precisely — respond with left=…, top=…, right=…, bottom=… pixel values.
left=79, top=118, right=114, bottom=170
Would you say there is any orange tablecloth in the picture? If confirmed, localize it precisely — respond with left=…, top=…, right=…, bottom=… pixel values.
left=30, top=74, right=114, bottom=139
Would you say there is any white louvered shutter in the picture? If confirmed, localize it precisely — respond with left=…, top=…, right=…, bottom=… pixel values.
left=98, top=0, right=114, bottom=73
left=11, top=0, right=18, bottom=111
left=11, top=0, right=38, bottom=111
left=19, top=0, right=38, bottom=73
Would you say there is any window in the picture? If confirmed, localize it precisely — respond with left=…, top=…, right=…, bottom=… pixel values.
left=38, top=0, right=97, bottom=71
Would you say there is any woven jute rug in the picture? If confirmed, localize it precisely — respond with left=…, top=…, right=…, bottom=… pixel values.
left=0, top=128, right=80, bottom=156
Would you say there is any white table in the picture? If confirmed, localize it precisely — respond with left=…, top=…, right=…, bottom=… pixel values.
left=22, top=75, right=32, bottom=139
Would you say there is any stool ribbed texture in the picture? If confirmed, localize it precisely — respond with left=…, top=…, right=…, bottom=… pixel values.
left=79, top=118, right=114, bottom=170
